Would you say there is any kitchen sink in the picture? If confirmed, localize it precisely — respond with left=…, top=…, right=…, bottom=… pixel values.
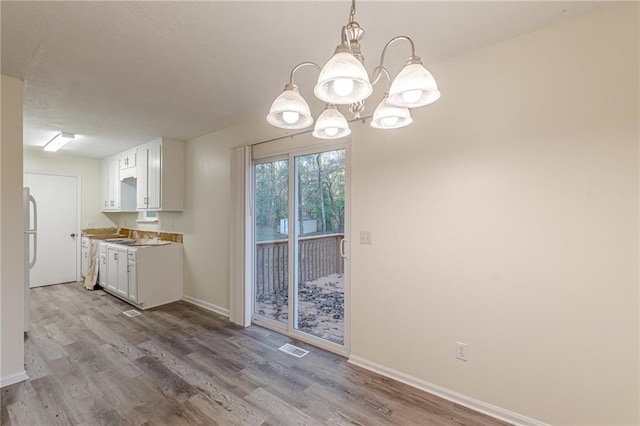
left=126, top=239, right=171, bottom=246
left=103, top=237, right=171, bottom=246
left=104, top=238, right=137, bottom=244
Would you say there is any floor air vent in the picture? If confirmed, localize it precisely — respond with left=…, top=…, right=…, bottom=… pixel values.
left=279, top=343, right=309, bottom=358
left=123, top=309, right=142, bottom=317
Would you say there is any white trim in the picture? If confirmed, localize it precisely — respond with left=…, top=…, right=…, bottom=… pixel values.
left=0, top=371, right=28, bottom=388
left=76, top=175, right=82, bottom=282
left=348, top=355, right=548, bottom=426
left=182, top=295, right=230, bottom=318
left=229, top=145, right=252, bottom=327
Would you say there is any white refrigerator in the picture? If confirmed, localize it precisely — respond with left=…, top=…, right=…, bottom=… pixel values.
left=23, top=187, right=38, bottom=332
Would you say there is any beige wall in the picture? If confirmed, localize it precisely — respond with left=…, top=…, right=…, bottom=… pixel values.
left=23, top=150, right=116, bottom=229
left=171, top=4, right=638, bottom=425
left=0, top=75, right=26, bottom=384
left=348, top=4, right=638, bottom=425
left=165, top=121, right=282, bottom=308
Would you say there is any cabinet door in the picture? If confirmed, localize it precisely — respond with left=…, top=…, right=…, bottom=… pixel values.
left=128, top=260, right=137, bottom=302
left=99, top=253, right=107, bottom=287
left=101, top=162, right=109, bottom=210
left=106, top=247, right=118, bottom=291
left=112, top=160, right=121, bottom=210
left=147, top=142, right=162, bottom=210
left=137, top=147, right=148, bottom=209
left=117, top=248, right=128, bottom=296
left=128, top=151, right=137, bottom=168
left=121, top=150, right=137, bottom=170
left=81, top=245, right=89, bottom=278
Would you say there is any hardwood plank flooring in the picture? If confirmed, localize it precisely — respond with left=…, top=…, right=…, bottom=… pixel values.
left=1, top=283, right=509, bottom=426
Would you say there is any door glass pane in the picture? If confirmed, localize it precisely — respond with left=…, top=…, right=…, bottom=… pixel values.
left=254, top=160, right=289, bottom=324
left=294, top=149, right=345, bottom=345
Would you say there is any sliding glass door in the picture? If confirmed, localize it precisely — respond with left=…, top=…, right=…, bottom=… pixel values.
left=253, top=145, right=348, bottom=353
left=253, top=158, right=289, bottom=324
left=293, top=150, right=345, bottom=345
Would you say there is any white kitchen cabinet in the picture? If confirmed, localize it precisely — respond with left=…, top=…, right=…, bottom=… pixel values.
left=81, top=237, right=90, bottom=278
left=101, top=155, right=136, bottom=212
left=106, top=245, right=128, bottom=296
left=116, top=247, right=128, bottom=297
left=119, top=149, right=137, bottom=180
left=101, top=156, right=121, bottom=211
left=106, top=246, right=119, bottom=292
left=127, top=257, right=137, bottom=303
left=98, top=243, right=107, bottom=287
left=137, top=138, right=184, bottom=211
left=111, top=160, right=120, bottom=210
left=100, top=242, right=182, bottom=309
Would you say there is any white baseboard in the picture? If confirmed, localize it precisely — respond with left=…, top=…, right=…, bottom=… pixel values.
left=182, top=295, right=230, bottom=318
left=0, top=370, right=28, bottom=388
left=348, top=355, right=548, bottom=426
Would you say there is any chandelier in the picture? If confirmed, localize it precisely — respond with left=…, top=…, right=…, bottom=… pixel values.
left=266, top=0, right=441, bottom=139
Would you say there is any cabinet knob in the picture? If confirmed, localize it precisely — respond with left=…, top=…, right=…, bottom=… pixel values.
left=70, top=233, right=76, bottom=238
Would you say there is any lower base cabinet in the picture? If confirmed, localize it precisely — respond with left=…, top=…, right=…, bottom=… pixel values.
left=99, top=244, right=107, bottom=288
left=98, top=242, right=182, bottom=309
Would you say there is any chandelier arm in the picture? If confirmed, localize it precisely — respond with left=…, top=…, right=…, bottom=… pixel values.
left=370, top=66, right=391, bottom=87
left=377, top=36, right=418, bottom=73
left=289, top=62, right=321, bottom=85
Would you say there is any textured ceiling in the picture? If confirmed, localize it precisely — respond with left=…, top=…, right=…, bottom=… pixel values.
left=1, top=1, right=607, bottom=158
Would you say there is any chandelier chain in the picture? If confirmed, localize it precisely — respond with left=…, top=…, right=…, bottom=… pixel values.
left=349, top=0, right=356, bottom=23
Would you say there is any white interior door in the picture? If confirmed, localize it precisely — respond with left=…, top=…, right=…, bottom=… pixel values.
left=24, top=173, right=79, bottom=287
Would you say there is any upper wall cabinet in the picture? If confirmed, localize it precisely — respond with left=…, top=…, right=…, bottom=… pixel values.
left=101, top=156, right=121, bottom=211
left=101, top=155, right=137, bottom=213
left=119, top=148, right=137, bottom=180
left=101, top=138, right=183, bottom=213
left=137, top=138, right=184, bottom=211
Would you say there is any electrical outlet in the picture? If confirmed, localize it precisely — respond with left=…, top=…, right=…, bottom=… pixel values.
left=87, top=222, right=95, bottom=228
left=359, top=231, right=372, bottom=245
left=456, top=342, right=468, bottom=361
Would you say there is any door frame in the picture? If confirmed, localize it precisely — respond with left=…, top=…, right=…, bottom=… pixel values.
left=250, top=140, right=351, bottom=357
left=24, top=172, right=82, bottom=284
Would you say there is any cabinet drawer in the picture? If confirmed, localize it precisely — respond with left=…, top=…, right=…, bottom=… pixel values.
left=127, top=249, right=137, bottom=261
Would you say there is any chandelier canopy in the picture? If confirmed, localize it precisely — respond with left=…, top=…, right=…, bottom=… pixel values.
left=267, top=0, right=441, bottom=139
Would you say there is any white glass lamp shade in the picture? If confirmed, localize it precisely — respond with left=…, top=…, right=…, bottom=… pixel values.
left=312, top=105, right=351, bottom=139
left=370, top=97, right=413, bottom=129
left=387, top=62, right=441, bottom=108
left=266, top=86, right=313, bottom=130
left=314, top=52, right=373, bottom=105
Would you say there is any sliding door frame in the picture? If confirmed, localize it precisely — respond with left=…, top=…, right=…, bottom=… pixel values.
left=250, top=140, right=351, bottom=357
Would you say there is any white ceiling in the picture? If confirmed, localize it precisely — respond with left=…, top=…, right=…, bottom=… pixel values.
left=2, top=1, right=607, bottom=159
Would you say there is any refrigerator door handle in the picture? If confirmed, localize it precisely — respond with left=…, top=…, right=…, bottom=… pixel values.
left=28, top=194, right=38, bottom=268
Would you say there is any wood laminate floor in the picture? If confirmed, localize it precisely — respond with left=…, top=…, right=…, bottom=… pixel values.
left=1, top=283, right=509, bottom=426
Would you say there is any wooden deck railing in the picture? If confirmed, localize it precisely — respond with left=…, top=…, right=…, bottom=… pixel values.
left=255, top=233, right=344, bottom=298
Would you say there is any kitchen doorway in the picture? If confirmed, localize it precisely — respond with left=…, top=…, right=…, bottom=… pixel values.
left=252, top=144, right=349, bottom=355
left=24, top=173, right=80, bottom=287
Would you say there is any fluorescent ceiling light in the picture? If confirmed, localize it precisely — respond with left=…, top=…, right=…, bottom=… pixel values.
left=43, top=132, right=74, bottom=152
